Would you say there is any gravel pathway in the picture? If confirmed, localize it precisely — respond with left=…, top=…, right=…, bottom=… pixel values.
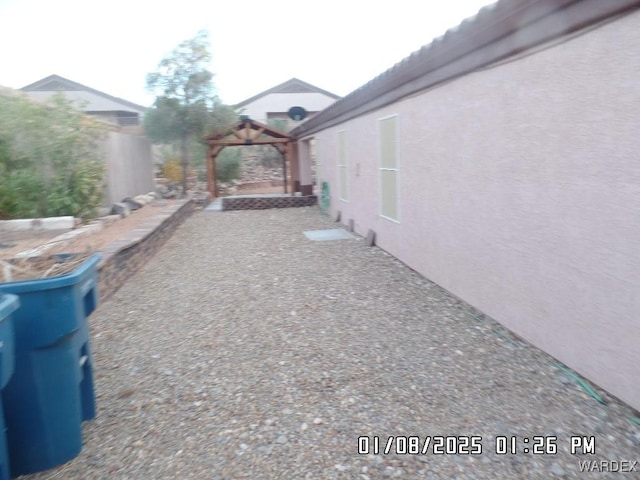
left=22, top=207, right=639, bottom=479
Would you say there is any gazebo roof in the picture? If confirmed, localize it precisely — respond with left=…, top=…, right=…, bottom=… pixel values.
left=205, top=117, right=293, bottom=145
left=203, top=116, right=297, bottom=198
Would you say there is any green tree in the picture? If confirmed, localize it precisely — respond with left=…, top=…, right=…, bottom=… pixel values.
left=267, top=117, right=289, bottom=133
left=146, top=30, right=227, bottom=194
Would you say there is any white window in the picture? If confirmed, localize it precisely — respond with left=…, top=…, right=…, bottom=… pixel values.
left=379, top=115, right=399, bottom=221
left=337, top=131, right=348, bottom=201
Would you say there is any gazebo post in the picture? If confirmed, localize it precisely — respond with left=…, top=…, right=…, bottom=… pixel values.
left=206, top=146, right=214, bottom=198
left=286, top=141, right=296, bottom=196
left=207, top=145, right=221, bottom=198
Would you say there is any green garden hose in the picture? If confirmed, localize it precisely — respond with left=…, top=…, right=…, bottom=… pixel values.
left=320, top=181, right=330, bottom=214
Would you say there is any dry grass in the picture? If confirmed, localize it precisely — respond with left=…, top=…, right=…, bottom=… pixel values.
left=1, top=252, right=94, bottom=282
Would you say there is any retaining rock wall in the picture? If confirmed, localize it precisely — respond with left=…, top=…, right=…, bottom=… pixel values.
left=97, top=198, right=195, bottom=301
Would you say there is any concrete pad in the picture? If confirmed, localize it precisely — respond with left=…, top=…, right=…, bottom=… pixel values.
left=303, top=229, right=354, bottom=241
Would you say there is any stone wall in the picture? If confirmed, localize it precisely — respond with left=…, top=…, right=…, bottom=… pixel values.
left=97, top=198, right=195, bottom=301
left=221, top=196, right=317, bottom=211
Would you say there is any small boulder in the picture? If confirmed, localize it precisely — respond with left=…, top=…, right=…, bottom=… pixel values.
left=111, top=202, right=130, bottom=218
left=164, top=190, right=178, bottom=199
left=132, top=195, right=147, bottom=206
left=122, top=197, right=143, bottom=211
left=96, top=206, right=112, bottom=217
left=133, top=194, right=153, bottom=206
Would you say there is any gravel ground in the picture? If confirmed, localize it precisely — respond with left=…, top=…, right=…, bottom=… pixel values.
left=21, top=206, right=639, bottom=480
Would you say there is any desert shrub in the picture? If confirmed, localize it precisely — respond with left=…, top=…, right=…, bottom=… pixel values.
left=0, top=92, right=106, bottom=219
left=259, top=145, right=283, bottom=169
left=216, top=148, right=241, bottom=182
left=160, top=153, right=200, bottom=188
left=162, top=155, right=183, bottom=182
left=0, top=170, right=46, bottom=219
left=46, top=158, right=105, bottom=219
left=196, top=169, right=208, bottom=182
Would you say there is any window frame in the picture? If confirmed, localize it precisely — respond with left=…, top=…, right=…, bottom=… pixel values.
left=337, top=130, right=349, bottom=202
left=378, top=114, right=400, bottom=223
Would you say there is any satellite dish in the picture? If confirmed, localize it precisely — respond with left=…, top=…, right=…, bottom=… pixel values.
left=288, top=106, right=307, bottom=121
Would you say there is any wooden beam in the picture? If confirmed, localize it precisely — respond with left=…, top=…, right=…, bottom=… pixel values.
left=211, top=149, right=219, bottom=198
left=208, top=138, right=291, bottom=146
left=207, top=147, right=215, bottom=198
left=288, top=141, right=298, bottom=193
left=272, top=143, right=285, bottom=155
left=282, top=146, right=288, bottom=194
left=232, top=128, right=245, bottom=140
left=206, top=145, right=224, bottom=198
left=250, top=127, right=265, bottom=140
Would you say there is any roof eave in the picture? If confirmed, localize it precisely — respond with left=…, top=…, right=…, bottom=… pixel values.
left=292, top=0, right=640, bottom=138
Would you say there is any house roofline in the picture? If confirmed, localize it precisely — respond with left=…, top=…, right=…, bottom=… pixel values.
left=292, top=0, right=640, bottom=138
left=234, top=78, right=341, bottom=108
left=21, top=74, right=148, bottom=112
left=1, top=85, right=122, bottom=132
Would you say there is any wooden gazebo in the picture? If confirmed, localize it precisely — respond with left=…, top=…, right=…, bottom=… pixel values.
left=204, top=117, right=297, bottom=198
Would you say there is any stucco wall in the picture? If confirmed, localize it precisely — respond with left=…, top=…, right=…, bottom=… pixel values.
left=102, top=132, right=155, bottom=204
left=308, top=11, right=640, bottom=409
left=240, top=92, right=337, bottom=123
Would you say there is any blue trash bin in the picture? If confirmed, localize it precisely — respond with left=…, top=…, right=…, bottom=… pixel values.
left=0, top=253, right=100, bottom=477
left=0, top=294, right=18, bottom=480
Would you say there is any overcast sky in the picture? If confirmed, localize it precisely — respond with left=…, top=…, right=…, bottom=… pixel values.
left=0, top=0, right=495, bottom=107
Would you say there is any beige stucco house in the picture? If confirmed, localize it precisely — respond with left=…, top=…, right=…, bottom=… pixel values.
left=21, top=75, right=154, bottom=204
left=235, top=78, right=340, bottom=129
left=292, top=0, right=640, bottom=410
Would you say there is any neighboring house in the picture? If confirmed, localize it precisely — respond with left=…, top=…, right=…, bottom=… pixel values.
left=235, top=78, right=340, bottom=129
left=20, top=75, right=154, bottom=204
left=21, top=74, right=146, bottom=128
left=292, top=0, right=640, bottom=410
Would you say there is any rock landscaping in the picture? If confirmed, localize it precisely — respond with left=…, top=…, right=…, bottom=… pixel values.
left=18, top=207, right=640, bottom=480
